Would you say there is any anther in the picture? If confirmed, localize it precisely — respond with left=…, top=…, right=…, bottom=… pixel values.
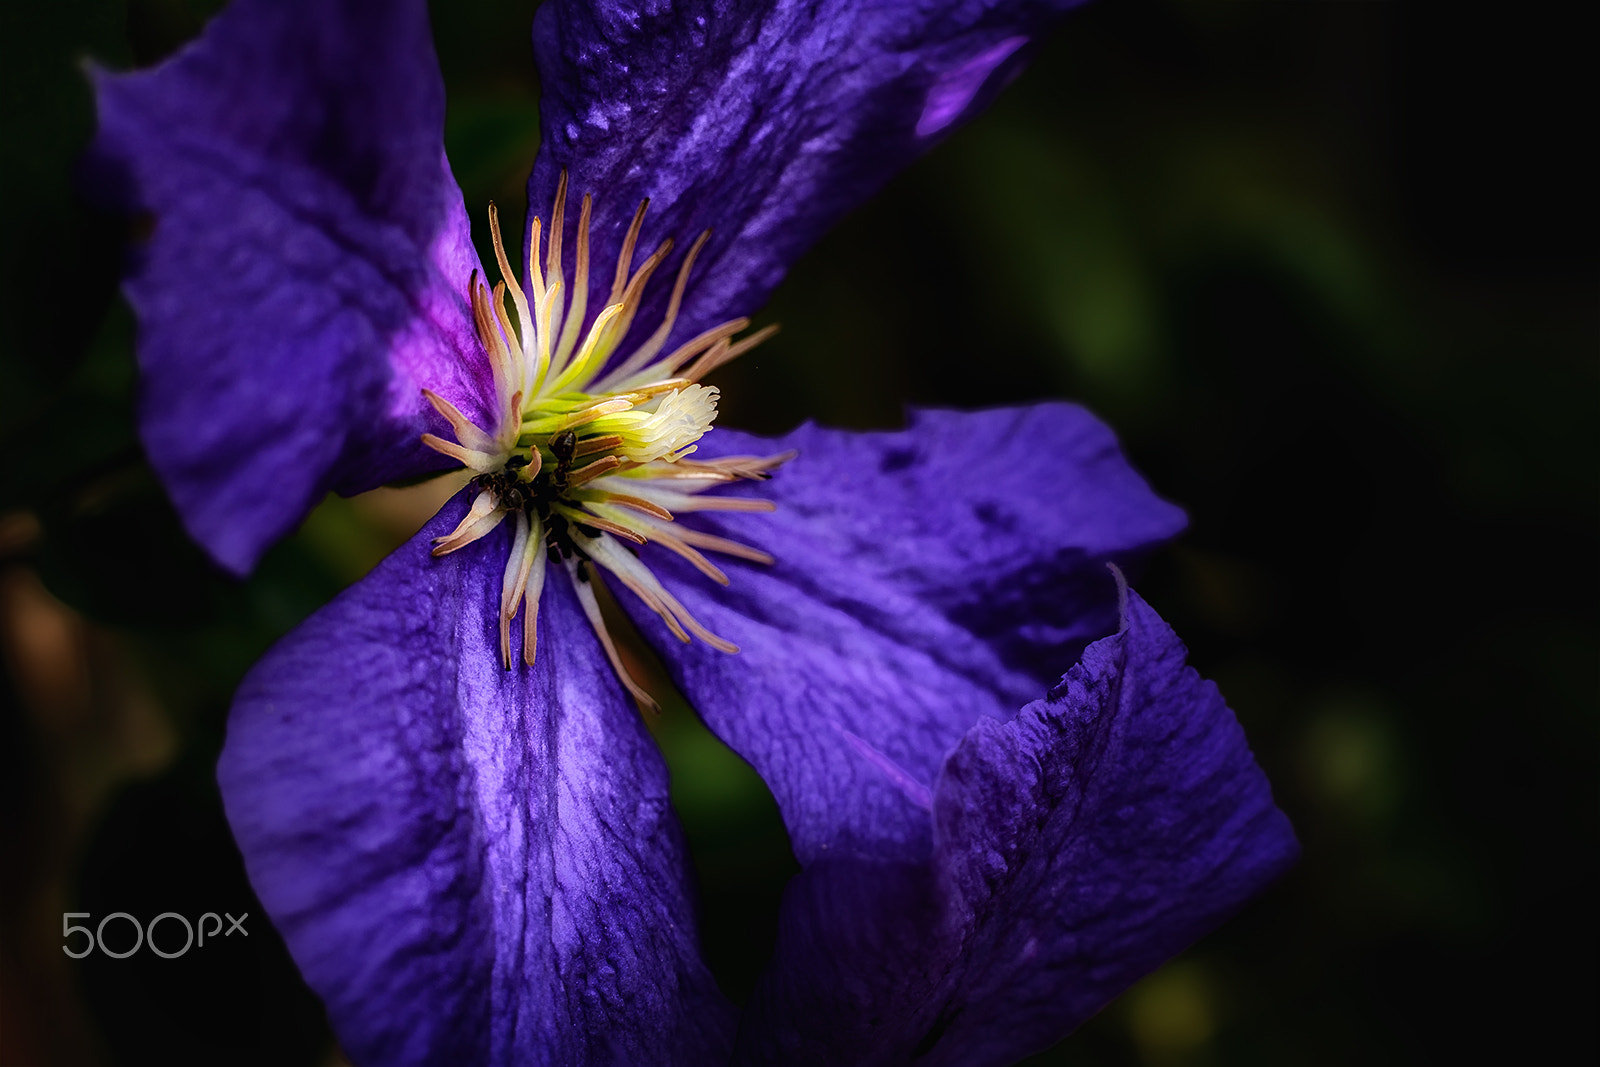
left=418, top=175, right=793, bottom=705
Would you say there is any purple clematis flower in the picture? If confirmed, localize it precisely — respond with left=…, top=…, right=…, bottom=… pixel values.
left=91, top=0, right=1297, bottom=1064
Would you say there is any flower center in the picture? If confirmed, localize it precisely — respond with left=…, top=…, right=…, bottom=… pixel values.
left=420, top=174, right=789, bottom=708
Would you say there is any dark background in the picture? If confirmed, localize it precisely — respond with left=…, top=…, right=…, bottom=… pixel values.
left=2, top=1, right=1594, bottom=1064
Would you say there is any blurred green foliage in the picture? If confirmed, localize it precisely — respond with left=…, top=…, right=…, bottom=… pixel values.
left=1, top=1, right=1594, bottom=1064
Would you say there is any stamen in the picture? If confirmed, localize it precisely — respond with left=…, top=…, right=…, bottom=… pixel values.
left=470, top=273, right=509, bottom=365
left=659, top=523, right=776, bottom=565
left=545, top=171, right=569, bottom=344
left=551, top=193, right=593, bottom=370
left=421, top=433, right=504, bottom=474
left=641, top=451, right=798, bottom=482
left=581, top=535, right=691, bottom=643
left=422, top=178, right=794, bottom=697
left=553, top=502, right=645, bottom=544
left=623, top=466, right=738, bottom=483
left=422, top=389, right=500, bottom=455
left=545, top=304, right=623, bottom=395
left=597, top=229, right=711, bottom=390
left=470, top=272, right=515, bottom=413
left=616, top=486, right=777, bottom=513
left=594, top=237, right=673, bottom=361
left=564, top=455, right=624, bottom=488
left=521, top=521, right=548, bottom=666
left=610, top=199, right=650, bottom=305
left=658, top=318, right=750, bottom=378
left=623, top=379, right=696, bottom=400
left=572, top=434, right=624, bottom=457
left=582, top=532, right=739, bottom=653
left=491, top=281, right=521, bottom=363
left=530, top=278, right=563, bottom=394
left=498, top=512, right=534, bottom=669
left=650, top=531, right=730, bottom=585
left=587, top=493, right=673, bottom=521
left=596, top=512, right=730, bottom=585
left=487, top=202, right=532, bottom=348
left=712, top=450, right=799, bottom=478
left=432, top=490, right=507, bottom=556
left=572, top=562, right=659, bottom=712
left=681, top=323, right=780, bottom=382
left=495, top=512, right=550, bottom=669
left=648, top=529, right=731, bottom=585
left=528, top=215, right=545, bottom=306
left=520, top=397, right=633, bottom=437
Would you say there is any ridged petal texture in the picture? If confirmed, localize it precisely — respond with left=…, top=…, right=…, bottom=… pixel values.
left=635, top=404, right=1188, bottom=861
left=95, top=1, right=1299, bottom=1060
left=91, top=0, right=488, bottom=573
left=530, top=0, right=1089, bottom=356
left=620, top=406, right=1294, bottom=1062
left=91, top=0, right=1092, bottom=577
left=219, top=498, right=734, bottom=1066
left=731, top=589, right=1298, bottom=1065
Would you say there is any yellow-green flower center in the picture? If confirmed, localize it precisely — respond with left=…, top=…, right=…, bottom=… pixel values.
left=420, top=174, right=789, bottom=708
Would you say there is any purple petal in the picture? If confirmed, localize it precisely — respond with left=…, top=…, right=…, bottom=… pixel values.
left=628, top=404, right=1185, bottom=863
left=91, top=0, right=489, bottom=574
left=529, top=0, right=1089, bottom=346
left=916, top=35, right=1030, bottom=137
left=219, top=497, right=733, bottom=1065
left=732, top=587, right=1298, bottom=1066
